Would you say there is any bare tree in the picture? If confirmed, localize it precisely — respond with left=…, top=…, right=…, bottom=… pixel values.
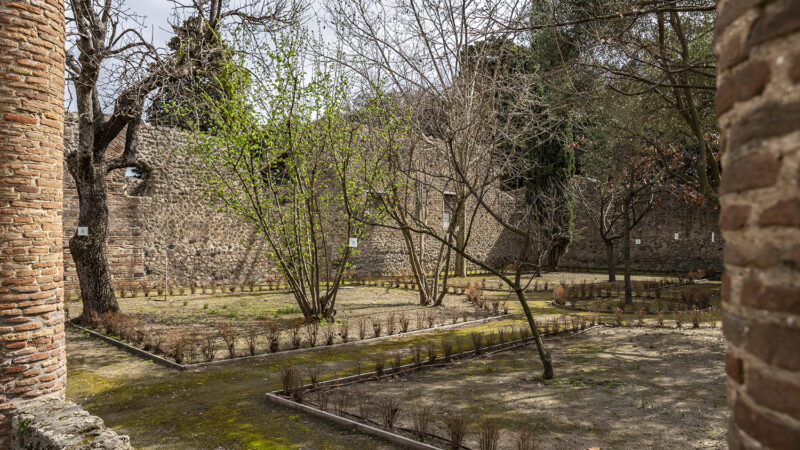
left=64, top=0, right=295, bottom=320
left=329, top=0, right=564, bottom=378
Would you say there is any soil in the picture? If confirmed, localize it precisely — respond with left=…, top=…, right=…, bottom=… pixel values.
left=321, top=326, right=727, bottom=449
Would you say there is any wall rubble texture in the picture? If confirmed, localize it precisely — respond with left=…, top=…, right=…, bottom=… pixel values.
left=10, top=396, right=132, bottom=449
left=61, top=117, right=723, bottom=293
left=0, top=0, right=68, bottom=446
left=716, top=0, right=800, bottom=447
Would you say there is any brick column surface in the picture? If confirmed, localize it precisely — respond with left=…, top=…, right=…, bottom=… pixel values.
left=0, top=0, right=67, bottom=447
left=715, top=0, right=800, bottom=448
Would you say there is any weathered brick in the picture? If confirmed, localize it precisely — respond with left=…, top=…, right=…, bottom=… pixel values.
left=716, top=60, right=770, bottom=114
left=733, top=397, right=800, bottom=449
left=745, top=0, right=800, bottom=48
left=720, top=151, right=781, bottom=193
left=758, top=199, right=800, bottom=227
left=719, top=204, right=751, bottom=230
left=741, top=277, right=800, bottom=314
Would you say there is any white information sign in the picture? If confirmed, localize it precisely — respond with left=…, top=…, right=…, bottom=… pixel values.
left=348, top=237, right=358, bottom=248
left=77, top=226, right=88, bottom=236
left=674, top=232, right=680, bottom=240
left=635, top=239, right=641, bottom=245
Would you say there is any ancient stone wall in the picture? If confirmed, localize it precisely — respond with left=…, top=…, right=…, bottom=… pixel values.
left=561, top=198, right=723, bottom=275
left=61, top=118, right=723, bottom=292
left=0, top=0, right=68, bottom=446
left=716, top=0, right=800, bottom=447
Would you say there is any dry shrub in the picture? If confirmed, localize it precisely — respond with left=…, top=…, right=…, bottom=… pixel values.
left=244, top=323, right=260, bottom=356
left=144, top=333, right=165, bottom=354
left=357, top=316, right=368, bottom=340
left=316, top=387, right=330, bottom=411
left=168, top=330, right=188, bottom=364
left=373, top=355, right=386, bottom=377
left=334, top=391, right=349, bottom=415
left=426, top=310, right=435, bottom=328
left=289, top=320, right=302, bottom=349
left=517, top=429, right=536, bottom=450
left=443, top=410, right=467, bottom=450
left=425, top=340, right=437, bottom=362
left=462, top=310, right=470, bottom=323
left=399, top=312, right=410, bottom=333
left=411, top=404, right=433, bottom=441
left=691, top=306, right=702, bottom=328
left=264, top=321, right=281, bottom=353
left=355, top=388, right=371, bottom=418
left=636, top=309, right=645, bottom=327
left=305, top=322, right=319, bottom=347
left=201, top=333, right=216, bottom=362
left=657, top=310, right=665, bottom=328
left=675, top=309, right=685, bottom=328
left=441, top=339, right=455, bottom=361
left=338, top=321, right=350, bottom=342
left=412, top=343, right=424, bottom=365
left=377, top=396, right=401, bottom=429
left=391, top=351, right=402, bottom=373
left=386, top=312, right=396, bottom=335
left=708, top=306, right=718, bottom=328
left=552, top=283, right=569, bottom=306
left=614, top=308, right=624, bottom=326
left=477, top=417, right=500, bottom=450
left=372, top=317, right=382, bottom=338
left=218, top=324, right=237, bottom=358
left=324, top=321, right=336, bottom=346
left=472, top=332, right=483, bottom=354
left=467, top=282, right=484, bottom=307
left=280, top=366, right=300, bottom=396
left=305, top=364, right=320, bottom=388
left=491, top=301, right=500, bottom=314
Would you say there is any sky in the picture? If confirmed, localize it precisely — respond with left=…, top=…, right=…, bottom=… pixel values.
left=65, top=0, right=332, bottom=112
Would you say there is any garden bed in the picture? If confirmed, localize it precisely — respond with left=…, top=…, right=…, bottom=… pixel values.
left=273, top=326, right=725, bottom=449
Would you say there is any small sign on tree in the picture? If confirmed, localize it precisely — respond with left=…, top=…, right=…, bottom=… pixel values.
left=77, top=226, right=88, bottom=236
left=348, top=237, right=358, bottom=248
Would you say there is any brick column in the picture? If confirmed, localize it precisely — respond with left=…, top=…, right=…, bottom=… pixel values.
left=716, top=0, right=800, bottom=448
left=0, top=0, right=67, bottom=447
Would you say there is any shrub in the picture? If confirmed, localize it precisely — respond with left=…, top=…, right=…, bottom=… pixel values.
left=265, top=321, right=281, bottom=353
left=691, top=306, right=702, bottom=328
left=243, top=323, right=260, bottom=356
left=636, top=309, right=645, bottom=327
left=399, top=312, right=410, bottom=333
left=386, top=312, right=396, bottom=335
left=357, top=316, right=367, bottom=340
left=553, top=283, right=569, bottom=306
left=426, top=310, right=435, bottom=328
left=200, top=333, right=216, bottom=362
left=675, top=310, right=685, bottom=328
left=323, top=321, right=336, bottom=346
left=411, top=343, right=424, bottom=365
left=477, top=417, right=500, bottom=450
left=315, top=387, right=330, bottom=411
left=355, top=387, right=371, bottom=418
left=305, top=364, right=319, bottom=388
left=338, top=321, right=350, bottom=342
left=280, top=365, right=300, bottom=396
left=443, top=411, right=467, bottom=450
left=491, top=301, right=500, bottom=314
left=441, top=339, right=455, bottom=361
left=373, top=355, right=386, bottom=377
left=425, top=340, right=437, bottom=362
left=391, top=351, right=402, bottom=373
left=517, top=429, right=536, bottom=450
left=471, top=332, right=484, bottom=354
left=218, top=324, right=237, bottom=358
left=377, top=396, right=401, bottom=429
left=289, top=320, right=302, bottom=349
left=372, top=318, right=382, bottom=338
left=411, top=404, right=433, bottom=441
left=657, top=310, right=665, bottom=328
left=168, top=330, right=188, bottom=364
left=614, top=308, right=624, bottom=326
left=305, top=322, right=319, bottom=347
left=467, top=282, right=484, bottom=307
left=334, top=391, right=349, bottom=415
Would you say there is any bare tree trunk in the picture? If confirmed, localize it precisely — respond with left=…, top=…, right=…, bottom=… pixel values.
left=68, top=167, right=119, bottom=321
left=401, top=227, right=430, bottom=305
left=514, top=286, right=553, bottom=379
left=604, top=239, right=616, bottom=282
left=453, top=206, right=467, bottom=278
left=623, top=200, right=632, bottom=305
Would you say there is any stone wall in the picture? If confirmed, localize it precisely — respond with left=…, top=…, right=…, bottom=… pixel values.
left=0, top=0, right=68, bottom=446
left=61, top=118, right=724, bottom=292
left=561, top=198, right=723, bottom=275
left=716, top=0, right=800, bottom=447
left=10, top=396, right=132, bottom=449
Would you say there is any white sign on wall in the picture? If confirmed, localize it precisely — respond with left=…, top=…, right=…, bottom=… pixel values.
left=711, top=232, right=715, bottom=243
left=635, top=238, right=641, bottom=245
left=348, top=237, right=358, bottom=248
left=674, top=232, right=680, bottom=240
left=77, top=226, right=88, bottom=236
